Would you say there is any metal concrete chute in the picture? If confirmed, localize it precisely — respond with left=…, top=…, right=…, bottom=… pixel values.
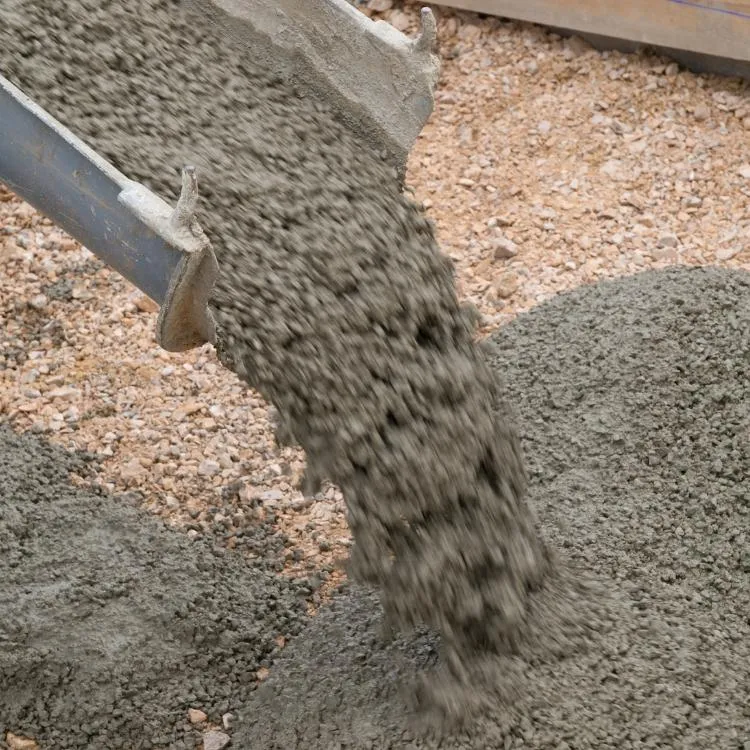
left=0, top=1, right=441, bottom=352
left=0, top=75, right=219, bottom=353
left=189, top=0, right=440, bottom=168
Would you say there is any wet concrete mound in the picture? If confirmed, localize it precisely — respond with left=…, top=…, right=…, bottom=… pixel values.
left=0, top=427, right=308, bottom=749
left=233, top=267, right=750, bottom=749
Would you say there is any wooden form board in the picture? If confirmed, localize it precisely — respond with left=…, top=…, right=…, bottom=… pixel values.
left=432, top=1, right=750, bottom=63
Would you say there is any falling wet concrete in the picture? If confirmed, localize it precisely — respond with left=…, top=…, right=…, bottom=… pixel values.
left=233, top=267, right=750, bottom=749
left=0, top=0, right=570, bottom=703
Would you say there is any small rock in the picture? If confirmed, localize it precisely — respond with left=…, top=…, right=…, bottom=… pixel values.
left=737, top=164, right=750, bottom=179
left=203, top=730, right=231, bottom=750
left=367, top=0, right=392, bottom=10
left=388, top=10, right=410, bottom=32
left=47, top=386, right=79, bottom=400
left=488, top=215, right=514, bottom=228
left=198, top=459, right=221, bottom=477
left=458, top=178, right=475, bottom=188
left=173, top=402, right=205, bottom=420
left=537, top=120, right=551, bottom=134
left=188, top=708, right=208, bottom=724
left=716, top=246, right=741, bottom=261
left=457, top=23, right=482, bottom=42
left=208, top=404, right=225, bottom=418
left=29, top=294, right=48, bottom=311
left=742, top=116, right=750, bottom=130
left=564, top=35, right=591, bottom=58
left=657, top=234, right=679, bottom=249
left=120, top=458, right=144, bottom=482
left=693, top=104, right=710, bottom=121
left=5, top=733, right=39, bottom=750
left=261, top=489, right=284, bottom=505
left=134, top=295, right=159, bottom=313
left=600, top=159, right=630, bottom=182
left=491, top=236, right=518, bottom=260
left=492, top=274, right=519, bottom=300
left=222, top=713, right=235, bottom=730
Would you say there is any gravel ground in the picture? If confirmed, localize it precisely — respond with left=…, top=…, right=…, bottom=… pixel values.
left=233, top=267, right=750, bottom=749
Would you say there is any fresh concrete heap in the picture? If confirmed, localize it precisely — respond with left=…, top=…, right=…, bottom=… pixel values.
left=0, top=0, right=577, bottom=703
left=233, top=267, right=750, bottom=748
left=0, top=426, right=309, bottom=749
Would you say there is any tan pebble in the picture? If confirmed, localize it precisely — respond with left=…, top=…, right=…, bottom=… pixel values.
left=492, top=274, right=520, bottom=300
left=202, top=730, right=231, bottom=750
left=173, top=401, right=205, bottom=420
left=716, top=247, right=741, bottom=261
left=737, top=164, right=750, bottom=179
left=458, top=23, right=482, bottom=41
left=658, top=234, right=679, bottom=249
left=388, top=10, right=410, bottom=32
left=5, top=732, right=39, bottom=750
left=565, top=35, right=591, bottom=58
left=257, top=666, right=270, bottom=681
left=120, top=458, right=144, bottom=482
left=488, top=215, right=514, bottom=228
left=188, top=708, right=208, bottom=724
left=599, top=159, right=630, bottom=182
left=650, top=247, right=677, bottom=261
left=367, top=0, right=392, bottom=10
left=134, top=295, right=159, bottom=313
left=18, top=402, right=41, bottom=413
left=693, top=104, right=710, bottom=121
left=47, top=386, right=79, bottom=401
left=491, top=236, right=518, bottom=260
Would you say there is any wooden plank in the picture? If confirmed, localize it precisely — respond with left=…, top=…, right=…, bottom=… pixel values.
left=432, top=0, right=750, bottom=63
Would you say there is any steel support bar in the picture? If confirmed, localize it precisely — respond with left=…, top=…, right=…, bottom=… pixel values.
left=0, top=75, right=217, bottom=351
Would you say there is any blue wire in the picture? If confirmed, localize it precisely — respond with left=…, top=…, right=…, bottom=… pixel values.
left=668, top=0, right=750, bottom=21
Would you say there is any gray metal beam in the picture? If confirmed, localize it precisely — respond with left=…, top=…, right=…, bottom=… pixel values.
left=0, top=74, right=218, bottom=352
left=0, top=75, right=182, bottom=305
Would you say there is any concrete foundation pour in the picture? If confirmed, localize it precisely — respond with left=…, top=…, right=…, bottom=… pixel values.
left=0, top=0, right=569, bottom=703
left=1, top=0, right=749, bottom=745
left=233, top=267, right=750, bottom=749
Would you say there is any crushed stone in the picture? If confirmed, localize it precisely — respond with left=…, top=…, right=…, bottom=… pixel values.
left=0, top=426, right=308, bottom=749
left=0, top=0, right=574, bottom=694
left=233, top=267, right=750, bottom=749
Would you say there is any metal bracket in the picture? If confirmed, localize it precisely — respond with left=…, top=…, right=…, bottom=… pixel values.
left=120, top=168, right=219, bottom=352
